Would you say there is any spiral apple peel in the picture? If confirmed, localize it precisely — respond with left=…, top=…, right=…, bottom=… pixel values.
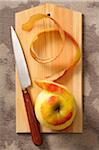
left=22, top=13, right=81, bottom=80
left=35, top=80, right=76, bottom=131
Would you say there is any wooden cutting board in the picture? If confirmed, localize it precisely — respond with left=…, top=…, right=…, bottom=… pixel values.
left=15, top=3, right=82, bottom=133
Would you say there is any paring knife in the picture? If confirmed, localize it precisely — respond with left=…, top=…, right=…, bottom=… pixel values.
left=11, top=26, right=42, bottom=145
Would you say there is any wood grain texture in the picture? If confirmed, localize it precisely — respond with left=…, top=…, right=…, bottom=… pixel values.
left=15, top=3, right=82, bottom=133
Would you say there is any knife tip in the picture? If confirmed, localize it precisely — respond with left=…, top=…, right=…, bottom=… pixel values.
left=11, top=26, right=14, bottom=32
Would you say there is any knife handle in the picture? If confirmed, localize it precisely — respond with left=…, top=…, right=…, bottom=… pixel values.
left=22, top=89, right=42, bottom=145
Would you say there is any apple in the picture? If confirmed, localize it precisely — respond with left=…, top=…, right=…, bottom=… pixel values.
left=35, top=80, right=76, bottom=130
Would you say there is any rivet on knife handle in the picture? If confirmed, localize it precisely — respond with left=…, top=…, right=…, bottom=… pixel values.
left=22, top=89, right=42, bottom=145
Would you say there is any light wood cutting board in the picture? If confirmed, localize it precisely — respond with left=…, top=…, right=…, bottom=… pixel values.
left=15, top=3, right=82, bottom=133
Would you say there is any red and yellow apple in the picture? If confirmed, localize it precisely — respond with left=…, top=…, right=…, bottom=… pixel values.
left=35, top=80, right=76, bottom=130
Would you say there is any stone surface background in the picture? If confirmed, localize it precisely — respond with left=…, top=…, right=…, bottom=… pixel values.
left=0, top=0, right=99, bottom=149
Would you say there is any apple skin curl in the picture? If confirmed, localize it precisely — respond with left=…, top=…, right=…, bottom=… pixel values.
left=35, top=80, right=77, bottom=131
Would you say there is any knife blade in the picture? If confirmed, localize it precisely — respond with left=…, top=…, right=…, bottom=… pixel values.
left=11, top=26, right=42, bottom=145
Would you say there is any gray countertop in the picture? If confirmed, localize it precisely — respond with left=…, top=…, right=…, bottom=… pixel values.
left=0, top=0, right=99, bottom=150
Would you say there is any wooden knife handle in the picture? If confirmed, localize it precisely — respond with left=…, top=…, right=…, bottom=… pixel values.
left=22, top=89, right=42, bottom=145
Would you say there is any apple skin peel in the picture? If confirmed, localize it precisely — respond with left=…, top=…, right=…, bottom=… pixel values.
left=35, top=80, right=76, bottom=131
left=22, top=14, right=81, bottom=81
